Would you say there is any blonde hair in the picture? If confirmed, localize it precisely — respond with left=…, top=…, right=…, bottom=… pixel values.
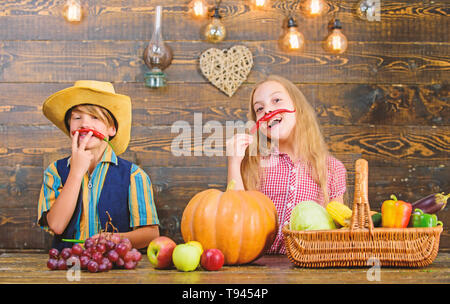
left=241, top=75, right=330, bottom=204
left=65, top=104, right=117, bottom=133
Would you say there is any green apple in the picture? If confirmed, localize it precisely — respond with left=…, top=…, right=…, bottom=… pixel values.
left=186, top=241, right=203, bottom=255
left=172, top=243, right=202, bottom=272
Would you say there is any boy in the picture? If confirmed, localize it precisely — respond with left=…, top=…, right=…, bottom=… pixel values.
left=37, top=80, right=159, bottom=250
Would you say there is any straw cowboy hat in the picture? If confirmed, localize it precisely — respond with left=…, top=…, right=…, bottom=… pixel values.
left=42, top=80, right=132, bottom=155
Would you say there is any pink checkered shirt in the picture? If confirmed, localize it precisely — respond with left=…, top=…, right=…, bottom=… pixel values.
left=258, top=148, right=347, bottom=254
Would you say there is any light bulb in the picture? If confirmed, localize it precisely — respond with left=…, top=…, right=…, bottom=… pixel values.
left=356, top=0, right=381, bottom=22
left=204, top=8, right=226, bottom=43
left=189, top=0, right=209, bottom=19
left=143, top=6, right=173, bottom=88
left=63, top=0, right=83, bottom=23
left=251, top=0, right=269, bottom=10
left=325, top=19, right=348, bottom=54
left=281, top=17, right=305, bottom=51
left=301, top=0, right=327, bottom=17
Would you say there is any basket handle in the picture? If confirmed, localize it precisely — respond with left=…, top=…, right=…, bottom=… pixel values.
left=350, top=159, right=374, bottom=233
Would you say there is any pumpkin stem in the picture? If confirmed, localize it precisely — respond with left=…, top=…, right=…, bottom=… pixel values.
left=226, top=179, right=236, bottom=191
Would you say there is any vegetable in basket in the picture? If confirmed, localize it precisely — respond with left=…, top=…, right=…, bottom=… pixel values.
left=326, top=201, right=352, bottom=227
left=290, top=201, right=336, bottom=231
left=411, top=193, right=449, bottom=214
left=381, top=194, right=412, bottom=228
left=371, top=212, right=382, bottom=227
left=410, top=209, right=443, bottom=228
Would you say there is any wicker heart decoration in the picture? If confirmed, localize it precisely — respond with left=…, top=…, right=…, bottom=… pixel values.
left=199, top=45, right=253, bottom=97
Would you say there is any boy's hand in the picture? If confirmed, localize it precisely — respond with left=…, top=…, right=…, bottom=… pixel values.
left=70, top=130, right=94, bottom=177
left=226, top=133, right=253, bottom=164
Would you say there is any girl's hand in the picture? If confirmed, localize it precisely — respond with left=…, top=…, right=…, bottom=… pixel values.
left=70, top=130, right=94, bottom=177
left=226, top=133, right=254, bottom=164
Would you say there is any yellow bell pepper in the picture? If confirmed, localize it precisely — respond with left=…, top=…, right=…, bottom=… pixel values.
left=381, top=195, right=412, bottom=228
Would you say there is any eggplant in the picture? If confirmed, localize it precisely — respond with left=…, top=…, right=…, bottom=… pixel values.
left=411, top=192, right=449, bottom=214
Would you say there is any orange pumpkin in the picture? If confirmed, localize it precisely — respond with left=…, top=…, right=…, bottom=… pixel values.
left=181, top=180, right=278, bottom=265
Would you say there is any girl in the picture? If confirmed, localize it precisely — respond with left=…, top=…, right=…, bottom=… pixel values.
left=226, top=75, right=347, bottom=254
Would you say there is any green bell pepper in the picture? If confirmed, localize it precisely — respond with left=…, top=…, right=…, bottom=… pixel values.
left=410, top=209, right=443, bottom=228
left=371, top=212, right=382, bottom=227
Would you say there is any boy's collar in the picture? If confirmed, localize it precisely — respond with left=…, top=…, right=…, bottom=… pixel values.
left=66, top=145, right=118, bottom=167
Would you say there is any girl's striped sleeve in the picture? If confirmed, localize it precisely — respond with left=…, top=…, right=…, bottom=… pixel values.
left=128, top=164, right=159, bottom=228
left=37, top=161, right=62, bottom=231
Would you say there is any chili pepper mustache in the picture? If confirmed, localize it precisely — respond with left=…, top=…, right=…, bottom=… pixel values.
left=250, top=108, right=296, bottom=134
left=71, top=128, right=114, bottom=150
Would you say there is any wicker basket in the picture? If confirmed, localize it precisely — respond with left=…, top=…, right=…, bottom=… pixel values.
left=282, top=159, right=443, bottom=268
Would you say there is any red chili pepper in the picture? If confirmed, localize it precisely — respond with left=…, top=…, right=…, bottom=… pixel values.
left=250, top=108, right=296, bottom=134
left=72, top=128, right=105, bottom=140
left=71, top=128, right=114, bottom=149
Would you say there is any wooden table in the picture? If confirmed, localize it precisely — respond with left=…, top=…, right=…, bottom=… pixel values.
left=1, top=252, right=449, bottom=284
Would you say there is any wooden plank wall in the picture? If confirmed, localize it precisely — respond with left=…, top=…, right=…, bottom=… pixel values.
left=0, top=0, right=448, bottom=251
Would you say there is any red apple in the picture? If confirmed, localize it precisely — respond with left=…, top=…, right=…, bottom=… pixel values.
left=147, top=236, right=176, bottom=269
left=200, top=249, right=224, bottom=271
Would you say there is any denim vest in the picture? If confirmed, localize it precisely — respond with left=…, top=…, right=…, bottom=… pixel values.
left=52, top=156, right=132, bottom=250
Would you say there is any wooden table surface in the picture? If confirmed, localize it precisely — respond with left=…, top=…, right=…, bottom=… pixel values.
left=1, top=252, right=449, bottom=284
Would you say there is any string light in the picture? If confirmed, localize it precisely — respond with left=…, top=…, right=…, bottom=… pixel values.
left=280, top=17, right=305, bottom=51
left=189, top=0, right=209, bottom=19
left=356, top=0, right=381, bottom=22
left=204, top=7, right=226, bottom=43
left=301, top=0, right=328, bottom=17
left=250, top=0, right=269, bottom=10
left=63, top=0, right=83, bottom=23
left=324, top=19, right=348, bottom=54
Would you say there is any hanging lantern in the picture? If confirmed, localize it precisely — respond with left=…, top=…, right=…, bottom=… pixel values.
left=301, top=0, right=328, bottom=17
left=324, top=19, right=348, bottom=54
left=189, top=0, right=209, bottom=19
left=143, top=6, right=173, bottom=88
left=280, top=17, right=305, bottom=51
left=63, top=0, right=84, bottom=23
left=204, top=7, right=226, bottom=43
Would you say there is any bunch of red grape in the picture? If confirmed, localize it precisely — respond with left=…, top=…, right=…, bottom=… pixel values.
left=46, top=235, right=142, bottom=273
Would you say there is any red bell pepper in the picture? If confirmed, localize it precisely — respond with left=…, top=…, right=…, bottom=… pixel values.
left=381, top=194, right=412, bottom=228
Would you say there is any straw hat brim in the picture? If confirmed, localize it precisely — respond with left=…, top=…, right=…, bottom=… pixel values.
left=42, top=86, right=132, bottom=155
